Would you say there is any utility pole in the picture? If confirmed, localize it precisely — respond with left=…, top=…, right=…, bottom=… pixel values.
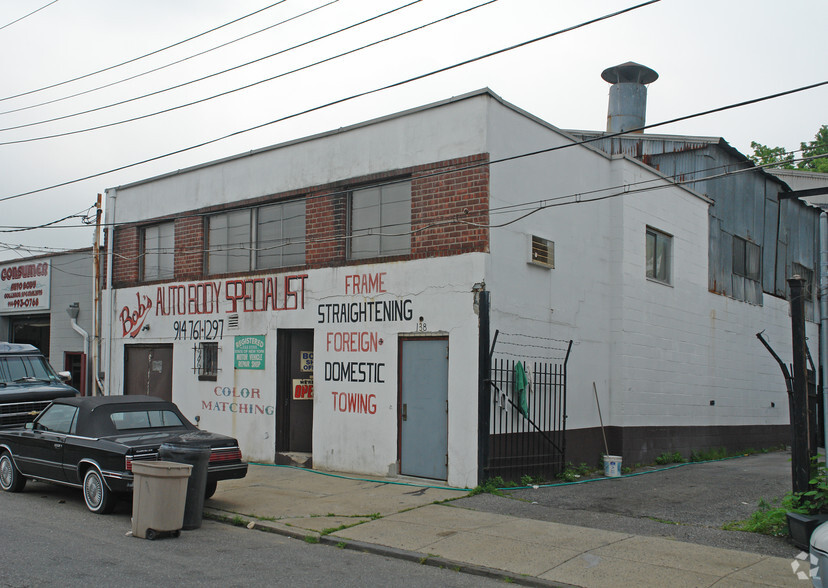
left=790, top=276, right=811, bottom=494
left=92, top=194, right=102, bottom=396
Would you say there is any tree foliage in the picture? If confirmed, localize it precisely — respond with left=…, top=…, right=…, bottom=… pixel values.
left=749, top=124, right=828, bottom=173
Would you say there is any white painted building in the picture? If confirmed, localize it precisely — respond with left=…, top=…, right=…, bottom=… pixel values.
left=0, top=249, right=95, bottom=395
left=102, top=85, right=818, bottom=487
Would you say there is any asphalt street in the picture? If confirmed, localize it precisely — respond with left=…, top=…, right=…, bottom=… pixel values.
left=0, top=480, right=505, bottom=588
left=455, top=450, right=799, bottom=559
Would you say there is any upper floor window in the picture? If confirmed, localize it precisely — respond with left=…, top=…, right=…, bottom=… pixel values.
left=207, top=200, right=305, bottom=275
left=732, top=236, right=761, bottom=282
left=141, top=222, right=174, bottom=281
left=645, top=226, right=672, bottom=285
left=257, top=200, right=306, bottom=270
left=348, top=181, right=411, bottom=260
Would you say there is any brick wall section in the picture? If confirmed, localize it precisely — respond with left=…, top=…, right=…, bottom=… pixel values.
left=111, top=153, right=490, bottom=286
left=174, top=216, right=204, bottom=280
left=112, top=226, right=139, bottom=287
left=411, top=154, right=489, bottom=259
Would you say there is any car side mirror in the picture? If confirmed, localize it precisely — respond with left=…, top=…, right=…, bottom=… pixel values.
left=58, top=371, right=72, bottom=383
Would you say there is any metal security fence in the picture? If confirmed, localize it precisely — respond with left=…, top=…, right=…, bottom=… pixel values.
left=485, top=335, right=572, bottom=483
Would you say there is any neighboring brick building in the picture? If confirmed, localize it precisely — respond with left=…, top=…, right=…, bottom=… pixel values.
left=101, top=86, right=818, bottom=487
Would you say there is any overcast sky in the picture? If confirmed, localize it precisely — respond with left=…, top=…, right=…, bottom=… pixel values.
left=0, top=0, right=824, bottom=263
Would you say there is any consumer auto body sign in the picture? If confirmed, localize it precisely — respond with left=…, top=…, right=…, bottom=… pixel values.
left=0, top=260, right=50, bottom=313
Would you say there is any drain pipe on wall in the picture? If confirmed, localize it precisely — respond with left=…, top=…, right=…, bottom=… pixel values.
left=67, top=302, right=90, bottom=396
left=821, top=212, right=828, bottom=470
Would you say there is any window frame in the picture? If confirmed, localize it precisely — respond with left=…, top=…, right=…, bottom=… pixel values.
left=207, top=199, right=306, bottom=275
left=347, top=180, right=412, bottom=260
left=529, top=235, right=554, bottom=269
left=645, top=226, right=672, bottom=285
left=195, top=341, right=219, bottom=381
left=732, top=236, right=761, bottom=282
left=140, top=221, right=175, bottom=282
left=255, top=199, right=306, bottom=270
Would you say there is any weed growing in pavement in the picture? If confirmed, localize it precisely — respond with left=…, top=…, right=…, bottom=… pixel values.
left=654, top=452, right=684, bottom=465
left=336, top=541, right=346, bottom=549
left=520, top=474, right=547, bottom=486
left=468, top=476, right=509, bottom=496
left=320, top=525, right=347, bottom=535
left=230, top=515, right=248, bottom=527
left=689, top=447, right=728, bottom=462
left=304, top=535, right=320, bottom=544
left=556, top=462, right=592, bottom=482
left=725, top=457, right=828, bottom=536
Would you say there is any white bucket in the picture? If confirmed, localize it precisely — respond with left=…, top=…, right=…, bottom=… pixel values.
left=603, top=455, right=622, bottom=477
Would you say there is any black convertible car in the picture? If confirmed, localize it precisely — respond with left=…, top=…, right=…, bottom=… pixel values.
left=0, top=396, right=247, bottom=513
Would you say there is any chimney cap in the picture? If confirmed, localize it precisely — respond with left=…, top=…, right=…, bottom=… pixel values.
left=601, top=62, right=658, bottom=85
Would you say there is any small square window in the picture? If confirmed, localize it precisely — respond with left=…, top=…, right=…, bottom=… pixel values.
left=529, top=235, right=554, bottom=268
left=645, top=227, right=672, bottom=285
left=195, top=342, right=219, bottom=381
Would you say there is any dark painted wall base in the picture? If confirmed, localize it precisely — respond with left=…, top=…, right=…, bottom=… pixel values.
left=566, top=424, right=790, bottom=467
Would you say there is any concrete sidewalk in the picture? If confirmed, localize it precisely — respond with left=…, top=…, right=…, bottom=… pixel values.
left=204, top=464, right=805, bottom=587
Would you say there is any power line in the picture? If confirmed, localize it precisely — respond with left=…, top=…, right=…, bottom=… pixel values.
left=0, top=0, right=60, bottom=32
left=2, top=151, right=824, bottom=267
left=67, top=153, right=828, bottom=265
left=0, top=1, right=339, bottom=117
left=0, top=0, right=289, bottom=102
left=0, top=0, right=661, bottom=201
left=0, top=0, right=471, bottom=140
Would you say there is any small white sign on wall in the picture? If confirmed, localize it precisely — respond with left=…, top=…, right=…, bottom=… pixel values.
left=0, top=260, right=51, bottom=314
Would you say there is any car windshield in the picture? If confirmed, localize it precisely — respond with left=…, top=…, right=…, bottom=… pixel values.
left=0, top=355, right=59, bottom=384
left=110, top=409, right=185, bottom=431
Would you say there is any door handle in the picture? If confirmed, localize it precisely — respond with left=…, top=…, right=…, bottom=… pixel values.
left=54, top=443, right=63, bottom=449
left=402, top=404, right=407, bottom=421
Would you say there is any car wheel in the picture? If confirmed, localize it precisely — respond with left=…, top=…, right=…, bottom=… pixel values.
left=0, top=452, right=26, bottom=492
left=83, top=468, right=115, bottom=514
left=204, top=479, right=217, bottom=499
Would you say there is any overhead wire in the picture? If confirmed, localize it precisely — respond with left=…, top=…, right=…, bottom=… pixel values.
left=57, top=152, right=828, bottom=267
left=0, top=0, right=667, bottom=201
left=0, top=0, right=417, bottom=131
left=0, top=1, right=339, bottom=117
left=0, top=0, right=60, bottom=32
left=0, top=0, right=290, bottom=102
left=0, top=0, right=483, bottom=140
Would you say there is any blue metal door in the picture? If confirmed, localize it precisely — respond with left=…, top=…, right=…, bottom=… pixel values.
left=400, top=338, right=448, bottom=480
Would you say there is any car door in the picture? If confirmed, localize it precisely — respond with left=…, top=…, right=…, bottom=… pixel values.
left=16, top=404, right=78, bottom=482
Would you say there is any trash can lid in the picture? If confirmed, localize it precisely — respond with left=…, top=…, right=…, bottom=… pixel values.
left=169, top=430, right=229, bottom=446
left=812, top=520, right=828, bottom=550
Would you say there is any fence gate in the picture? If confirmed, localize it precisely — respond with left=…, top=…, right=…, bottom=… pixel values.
left=485, top=333, right=571, bottom=483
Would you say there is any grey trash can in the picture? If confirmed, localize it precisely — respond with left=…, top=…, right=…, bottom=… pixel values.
left=812, top=521, right=828, bottom=587
left=131, top=460, right=192, bottom=540
left=159, top=432, right=215, bottom=530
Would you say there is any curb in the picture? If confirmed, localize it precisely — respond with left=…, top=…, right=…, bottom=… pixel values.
left=204, top=507, right=575, bottom=588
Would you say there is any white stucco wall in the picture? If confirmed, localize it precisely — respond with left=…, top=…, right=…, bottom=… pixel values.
left=107, top=255, right=485, bottom=488
left=107, top=95, right=491, bottom=225
left=102, top=89, right=817, bottom=488
left=481, top=96, right=815, bottom=437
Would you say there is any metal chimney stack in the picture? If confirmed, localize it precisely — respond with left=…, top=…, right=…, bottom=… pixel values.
left=602, top=62, right=658, bottom=134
